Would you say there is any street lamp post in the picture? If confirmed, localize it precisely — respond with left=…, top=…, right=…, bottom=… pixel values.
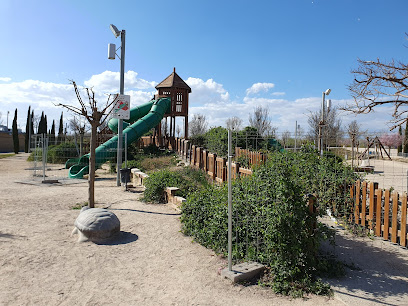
left=108, top=24, right=126, bottom=187
left=318, top=89, right=331, bottom=156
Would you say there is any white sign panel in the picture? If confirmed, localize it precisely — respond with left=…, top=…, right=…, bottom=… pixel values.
left=112, top=94, right=130, bottom=119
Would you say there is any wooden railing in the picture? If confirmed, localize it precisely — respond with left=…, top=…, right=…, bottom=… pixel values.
left=172, top=138, right=261, bottom=183
left=349, top=180, right=407, bottom=248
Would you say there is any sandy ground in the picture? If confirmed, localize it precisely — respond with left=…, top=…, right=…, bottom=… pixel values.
left=0, top=153, right=407, bottom=305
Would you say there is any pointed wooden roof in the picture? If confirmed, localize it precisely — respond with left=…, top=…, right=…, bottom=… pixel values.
left=155, top=68, right=192, bottom=93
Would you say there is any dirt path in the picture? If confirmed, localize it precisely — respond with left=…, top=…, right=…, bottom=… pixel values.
left=0, top=154, right=343, bottom=305
left=1, top=154, right=407, bottom=305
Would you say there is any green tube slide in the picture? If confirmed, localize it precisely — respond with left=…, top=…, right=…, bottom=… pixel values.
left=66, top=97, right=171, bottom=178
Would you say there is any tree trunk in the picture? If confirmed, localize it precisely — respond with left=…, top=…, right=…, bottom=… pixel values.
left=88, top=123, right=98, bottom=208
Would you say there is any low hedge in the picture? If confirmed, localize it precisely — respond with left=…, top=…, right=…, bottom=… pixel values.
left=143, top=167, right=210, bottom=203
left=181, top=149, right=357, bottom=296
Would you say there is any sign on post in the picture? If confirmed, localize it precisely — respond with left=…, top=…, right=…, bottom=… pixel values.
left=112, top=94, right=130, bottom=119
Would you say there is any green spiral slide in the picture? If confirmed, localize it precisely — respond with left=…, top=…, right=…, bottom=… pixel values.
left=66, top=97, right=171, bottom=179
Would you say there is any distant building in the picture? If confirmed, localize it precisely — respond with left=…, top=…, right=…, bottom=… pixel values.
left=0, top=125, right=8, bottom=133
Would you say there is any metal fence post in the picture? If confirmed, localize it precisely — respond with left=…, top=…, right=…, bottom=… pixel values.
left=228, top=129, right=232, bottom=271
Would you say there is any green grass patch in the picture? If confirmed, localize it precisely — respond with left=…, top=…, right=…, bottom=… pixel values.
left=0, top=153, right=15, bottom=159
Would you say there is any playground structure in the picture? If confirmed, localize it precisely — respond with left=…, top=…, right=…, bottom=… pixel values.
left=154, top=67, right=191, bottom=142
left=65, top=68, right=191, bottom=179
left=351, top=136, right=391, bottom=171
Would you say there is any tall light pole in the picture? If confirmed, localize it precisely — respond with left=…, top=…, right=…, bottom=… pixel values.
left=108, top=24, right=126, bottom=186
left=318, top=88, right=331, bottom=156
left=7, top=111, right=9, bottom=130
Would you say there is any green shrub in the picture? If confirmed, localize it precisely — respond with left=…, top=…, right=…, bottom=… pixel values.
left=47, top=142, right=78, bottom=163
left=181, top=150, right=357, bottom=296
left=27, top=142, right=78, bottom=164
left=143, top=167, right=210, bottom=203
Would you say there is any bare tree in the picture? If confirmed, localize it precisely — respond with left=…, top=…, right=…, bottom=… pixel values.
left=69, top=115, right=90, bottom=157
left=248, top=106, right=276, bottom=136
left=226, top=116, right=243, bottom=132
left=189, top=114, right=208, bottom=137
left=57, top=81, right=118, bottom=208
left=176, top=124, right=181, bottom=137
left=308, top=108, right=343, bottom=147
left=281, top=130, right=291, bottom=148
left=347, top=120, right=363, bottom=140
left=345, top=57, right=408, bottom=130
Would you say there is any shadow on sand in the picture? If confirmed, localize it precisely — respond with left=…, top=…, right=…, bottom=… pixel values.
left=95, top=231, right=138, bottom=246
left=325, top=228, right=408, bottom=305
left=110, top=208, right=181, bottom=216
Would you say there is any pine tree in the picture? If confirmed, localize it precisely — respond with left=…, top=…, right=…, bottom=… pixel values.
left=12, top=109, right=19, bottom=154
left=398, top=125, right=403, bottom=153
left=25, top=106, right=31, bottom=153
left=58, top=112, right=64, bottom=144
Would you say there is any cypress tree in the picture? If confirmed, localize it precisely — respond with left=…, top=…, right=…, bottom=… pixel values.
left=31, top=111, right=34, bottom=136
left=50, top=120, right=55, bottom=144
left=12, top=109, right=19, bottom=154
left=58, top=112, right=64, bottom=143
left=25, top=106, right=31, bottom=152
left=44, top=115, right=48, bottom=136
left=38, top=112, right=44, bottom=134
left=398, top=125, right=403, bottom=153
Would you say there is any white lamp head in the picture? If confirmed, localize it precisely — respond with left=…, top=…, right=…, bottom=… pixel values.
left=110, top=24, right=121, bottom=38
left=325, top=88, right=331, bottom=95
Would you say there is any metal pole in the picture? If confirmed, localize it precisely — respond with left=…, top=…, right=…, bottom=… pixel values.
left=42, top=134, right=46, bottom=181
left=294, top=120, right=297, bottom=152
left=28, top=113, right=32, bottom=152
left=117, top=29, right=126, bottom=186
left=320, top=92, right=325, bottom=156
left=7, top=111, right=9, bottom=130
left=125, top=133, right=127, bottom=169
left=228, top=130, right=232, bottom=271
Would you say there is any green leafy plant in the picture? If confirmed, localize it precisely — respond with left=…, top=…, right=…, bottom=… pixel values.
left=143, top=167, right=210, bottom=203
left=181, top=150, right=358, bottom=296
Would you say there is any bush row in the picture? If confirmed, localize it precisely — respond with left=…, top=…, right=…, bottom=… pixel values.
left=180, top=149, right=359, bottom=296
left=143, top=167, right=210, bottom=203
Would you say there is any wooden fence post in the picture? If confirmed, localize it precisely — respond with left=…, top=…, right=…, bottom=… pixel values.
left=191, top=145, right=196, bottom=166
left=202, top=150, right=208, bottom=172
left=375, top=189, right=382, bottom=237
left=401, top=192, right=407, bottom=247
left=383, top=189, right=390, bottom=241
left=391, top=192, right=399, bottom=244
left=361, top=181, right=367, bottom=227
left=355, top=180, right=361, bottom=224
left=368, top=182, right=378, bottom=230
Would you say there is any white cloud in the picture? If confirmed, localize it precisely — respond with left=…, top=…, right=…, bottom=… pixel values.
left=272, top=92, right=285, bottom=96
left=0, top=71, right=396, bottom=135
left=246, top=82, right=275, bottom=95
left=185, top=77, right=230, bottom=105
left=0, top=71, right=158, bottom=132
left=0, top=77, right=11, bottom=82
left=84, top=70, right=157, bottom=93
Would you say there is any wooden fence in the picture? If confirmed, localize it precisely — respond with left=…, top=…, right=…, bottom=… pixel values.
left=172, top=138, right=262, bottom=183
left=173, top=138, right=408, bottom=248
left=349, top=180, right=407, bottom=248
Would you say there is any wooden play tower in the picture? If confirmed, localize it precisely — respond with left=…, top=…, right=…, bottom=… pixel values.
left=155, top=68, right=191, bottom=140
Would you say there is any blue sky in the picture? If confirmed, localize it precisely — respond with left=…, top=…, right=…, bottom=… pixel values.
left=1, top=0, right=407, bottom=135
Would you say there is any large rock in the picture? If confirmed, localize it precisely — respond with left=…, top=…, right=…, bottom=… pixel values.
left=72, top=207, right=120, bottom=242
